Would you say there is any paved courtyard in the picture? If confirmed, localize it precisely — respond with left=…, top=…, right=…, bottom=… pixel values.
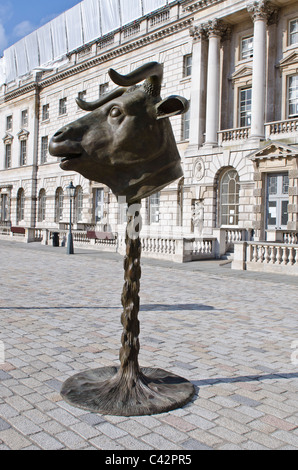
left=0, top=239, right=298, bottom=451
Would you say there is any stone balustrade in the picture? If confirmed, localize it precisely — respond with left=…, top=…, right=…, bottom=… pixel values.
left=232, top=241, right=298, bottom=276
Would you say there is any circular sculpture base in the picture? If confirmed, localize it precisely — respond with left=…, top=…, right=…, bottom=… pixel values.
left=61, top=366, right=195, bottom=416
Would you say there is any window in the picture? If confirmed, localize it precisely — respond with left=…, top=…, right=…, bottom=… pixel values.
left=78, top=90, right=86, bottom=101
left=20, top=140, right=27, bottom=166
left=21, top=109, right=28, bottom=127
left=288, top=75, right=298, bottom=118
left=241, top=36, right=253, bottom=60
left=74, top=186, right=83, bottom=222
left=182, top=105, right=190, bottom=140
left=77, top=91, right=86, bottom=109
left=118, top=198, right=128, bottom=224
left=183, top=54, right=192, bottom=77
left=239, top=88, right=252, bottom=127
left=219, top=169, right=240, bottom=226
left=266, top=173, right=289, bottom=229
left=148, top=192, right=160, bottom=224
left=99, top=83, right=109, bottom=97
left=4, top=144, right=11, bottom=169
left=17, top=188, right=25, bottom=223
left=6, top=115, right=12, bottom=131
left=42, top=104, right=49, bottom=121
left=0, top=193, right=10, bottom=222
left=38, top=189, right=46, bottom=222
left=41, top=136, right=48, bottom=164
left=289, top=18, right=298, bottom=45
left=55, top=188, right=64, bottom=222
left=59, top=98, right=67, bottom=115
left=95, top=188, right=104, bottom=223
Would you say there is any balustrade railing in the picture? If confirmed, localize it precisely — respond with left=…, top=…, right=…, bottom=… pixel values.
left=232, top=241, right=298, bottom=275
left=266, top=118, right=298, bottom=136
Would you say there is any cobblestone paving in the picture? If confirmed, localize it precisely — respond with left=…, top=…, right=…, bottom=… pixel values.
left=0, top=239, right=298, bottom=450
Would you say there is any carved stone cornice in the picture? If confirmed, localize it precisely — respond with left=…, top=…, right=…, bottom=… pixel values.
left=247, top=0, right=280, bottom=25
left=183, top=0, right=224, bottom=13
left=39, top=18, right=193, bottom=89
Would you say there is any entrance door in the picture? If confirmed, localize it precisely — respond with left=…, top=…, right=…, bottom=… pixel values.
left=266, top=173, right=289, bottom=229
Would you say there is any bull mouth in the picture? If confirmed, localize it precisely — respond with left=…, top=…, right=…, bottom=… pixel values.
left=60, top=153, right=82, bottom=163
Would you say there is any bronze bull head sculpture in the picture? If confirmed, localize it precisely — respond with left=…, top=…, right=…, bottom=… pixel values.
left=49, top=62, right=189, bottom=203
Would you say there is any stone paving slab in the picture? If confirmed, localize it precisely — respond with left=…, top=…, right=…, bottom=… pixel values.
left=0, top=239, right=298, bottom=451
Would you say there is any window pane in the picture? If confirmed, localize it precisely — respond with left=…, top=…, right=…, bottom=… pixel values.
left=289, top=19, right=298, bottom=45
left=268, top=175, right=277, bottom=195
left=288, top=75, right=298, bottom=117
left=241, top=36, right=253, bottom=59
left=281, top=200, right=288, bottom=226
left=239, top=88, right=252, bottom=127
left=282, top=175, right=289, bottom=194
left=220, top=170, right=240, bottom=226
left=268, top=201, right=277, bottom=226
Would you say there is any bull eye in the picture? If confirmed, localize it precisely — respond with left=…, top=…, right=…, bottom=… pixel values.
left=110, top=106, right=122, bottom=118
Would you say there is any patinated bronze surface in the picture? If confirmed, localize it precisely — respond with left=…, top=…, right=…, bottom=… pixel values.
left=49, top=62, right=195, bottom=415
left=49, top=62, right=187, bottom=204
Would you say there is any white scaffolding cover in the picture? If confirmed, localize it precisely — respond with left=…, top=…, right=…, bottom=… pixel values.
left=81, top=0, right=101, bottom=44
left=65, top=3, right=84, bottom=51
left=2, top=0, right=171, bottom=83
left=120, top=0, right=142, bottom=25
left=37, top=22, right=53, bottom=65
left=25, top=31, right=40, bottom=71
left=99, top=0, right=121, bottom=36
left=143, top=0, right=167, bottom=15
left=51, top=14, right=68, bottom=59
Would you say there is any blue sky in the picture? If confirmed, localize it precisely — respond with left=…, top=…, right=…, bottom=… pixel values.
left=0, top=0, right=82, bottom=56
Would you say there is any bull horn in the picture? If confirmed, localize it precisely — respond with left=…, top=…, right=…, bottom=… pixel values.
left=108, top=62, right=163, bottom=97
left=76, top=87, right=126, bottom=111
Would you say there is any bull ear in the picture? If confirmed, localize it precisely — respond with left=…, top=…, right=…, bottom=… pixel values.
left=155, top=95, right=189, bottom=120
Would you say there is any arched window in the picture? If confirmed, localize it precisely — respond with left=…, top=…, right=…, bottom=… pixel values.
left=17, top=188, right=25, bottom=223
left=38, top=189, right=46, bottom=222
left=55, top=187, right=64, bottom=223
left=74, top=186, right=83, bottom=222
left=219, top=169, right=240, bottom=226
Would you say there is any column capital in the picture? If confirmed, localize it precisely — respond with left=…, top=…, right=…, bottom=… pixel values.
left=206, top=19, right=232, bottom=41
left=189, top=24, right=208, bottom=42
left=247, top=0, right=280, bottom=25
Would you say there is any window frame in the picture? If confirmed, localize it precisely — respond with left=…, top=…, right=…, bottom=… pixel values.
left=40, top=136, right=48, bottom=164
left=239, top=87, right=252, bottom=128
left=183, top=54, right=192, bottom=78
left=4, top=143, right=12, bottom=169
left=55, top=187, right=64, bottom=223
left=266, top=172, right=289, bottom=230
left=219, top=169, right=240, bottom=227
left=17, top=188, right=25, bottom=223
left=38, top=189, right=46, bottom=222
left=59, top=97, right=67, bottom=116
left=240, top=35, right=254, bottom=61
left=289, top=18, right=298, bottom=46
left=287, top=74, right=298, bottom=118
left=20, top=139, right=27, bottom=166
left=21, top=109, right=28, bottom=128
left=42, top=104, right=49, bottom=121
left=148, top=192, right=160, bottom=224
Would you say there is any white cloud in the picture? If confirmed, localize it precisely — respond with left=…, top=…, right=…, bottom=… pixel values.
left=13, top=20, right=36, bottom=39
left=0, top=22, right=8, bottom=55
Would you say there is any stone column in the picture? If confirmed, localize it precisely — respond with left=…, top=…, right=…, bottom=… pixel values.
left=187, top=25, right=208, bottom=151
left=247, top=0, right=279, bottom=139
left=204, top=20, right=230, bottom=147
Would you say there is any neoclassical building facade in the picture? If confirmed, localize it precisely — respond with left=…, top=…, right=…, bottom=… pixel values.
left=0, top=0, right=298, bottom=272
